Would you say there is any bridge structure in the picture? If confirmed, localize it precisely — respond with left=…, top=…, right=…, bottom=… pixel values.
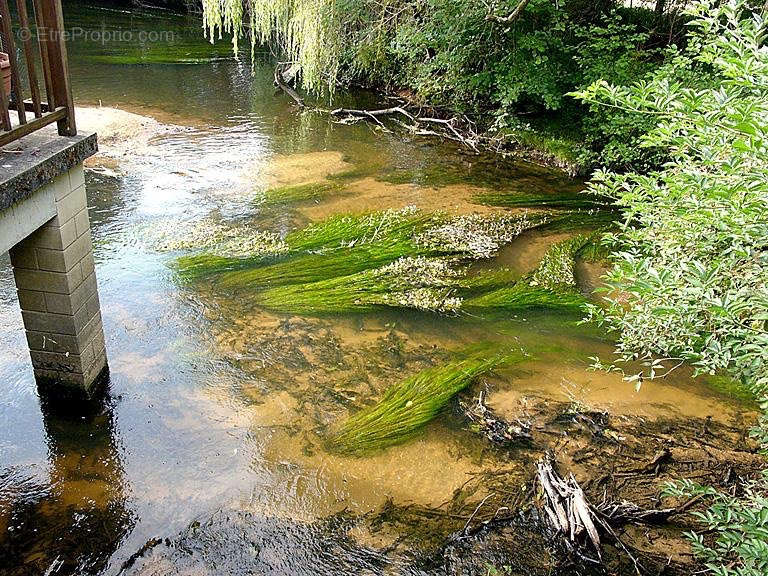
left=1, top=0, right=107, bottom=399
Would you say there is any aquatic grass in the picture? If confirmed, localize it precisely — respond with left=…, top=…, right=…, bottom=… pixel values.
left=203, top=241, right=430, bottom=290
left=154, top=219, right=288, bottom=258
left=415, top=212, right=548, bottom=259
left=332, top=352, right=517, bottom=454
left=174, top=208, right=566, bottom=311
left=257, top=256, right=464, bottom=314
left=174, top=207, right=433, bottom=285
left=285, top=206, right=434, bottom=252
left=529, top=234, right=590, bottom=291
left=464, top=235, right=591, bottom=314
left=259, top=181, right=348, bottom=206
left=538, top=209, right=617, bottom=232
left=473, top=189, right=607, bottom=209
left=464, top=282, right=585, bottom=312
left=575, top=234, right=611, bottom=263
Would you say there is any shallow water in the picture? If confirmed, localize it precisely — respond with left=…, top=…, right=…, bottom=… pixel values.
left=0, top=3, right=756, bottom=575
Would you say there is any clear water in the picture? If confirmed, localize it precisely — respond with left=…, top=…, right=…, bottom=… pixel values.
left=0, top=3, right=754, bottom=575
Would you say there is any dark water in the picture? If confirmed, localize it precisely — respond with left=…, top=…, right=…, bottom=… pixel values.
left=0, top=3, right=752, bottom=575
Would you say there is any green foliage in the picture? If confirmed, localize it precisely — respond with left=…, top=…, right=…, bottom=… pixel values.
left=575, top=0, right=768, bottom=398
left=202, top=0, right=341, bottom=92
left=332, top=352, right=516, bottom=454
left=575, top=2, right=768, bottom=573
left=572, top=11, right=669, bottom=170
left=201, top=0, right=682, bottom=170
left=664, top=476, right=768, bottom=576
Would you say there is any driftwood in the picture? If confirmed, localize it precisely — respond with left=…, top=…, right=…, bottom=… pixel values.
left=462, top=391, right=532, bottom=445
left=273, top=63, right=305, bottom=108
left=270, top=79, right=582, bottom=172
left=537, top=456, right=602, bottom=558
left=330, top=106, right=481, bottom=151
left=536, top=454, right=710, bottom=574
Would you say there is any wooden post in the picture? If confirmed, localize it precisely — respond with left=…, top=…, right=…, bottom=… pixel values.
left=0, top=0, right=27, bottom=125
left=16, top=0, right=43, bottom=118
left=38, top=0, right=75, bottom=136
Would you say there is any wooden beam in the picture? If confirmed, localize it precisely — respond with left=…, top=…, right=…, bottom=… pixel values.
left=0, top=106, right=65, bottom=147
left=37, top=0, right=75, bottom=136
left=16, top=0, right=43, bottom=117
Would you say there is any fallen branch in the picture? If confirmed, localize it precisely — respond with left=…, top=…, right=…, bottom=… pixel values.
left=273, top=63, right=305, bottom=108
left=329, top=105, right=482, bottom=150
left=330, top=106, right=414, bottom=121
left=462, top=391, right=532, bottom=446
left=537, top=456, right=602, bottom=557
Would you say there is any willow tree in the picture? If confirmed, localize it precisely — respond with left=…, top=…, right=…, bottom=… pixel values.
left=200, top=0, right=406, bottom=94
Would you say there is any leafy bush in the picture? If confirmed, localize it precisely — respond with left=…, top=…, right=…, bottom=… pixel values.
left=575, top=2, right=768, bottom=573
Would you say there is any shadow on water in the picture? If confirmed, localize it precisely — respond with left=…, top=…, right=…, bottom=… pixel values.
left=0, top=383, right=134, bottom=575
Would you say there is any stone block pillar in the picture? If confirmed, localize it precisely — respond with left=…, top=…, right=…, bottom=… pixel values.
left=8, top=164, right=107, bottom=397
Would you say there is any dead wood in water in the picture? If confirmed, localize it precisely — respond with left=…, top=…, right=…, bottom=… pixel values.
left=537, top=456, right=602, bottom=559
left=535, top=455, right=697, bottom=574
left=462, top=391, right=533, bottom=446
left=330, top=106, right=481, bottom=151
left=274, top=63, right=305, bottom=108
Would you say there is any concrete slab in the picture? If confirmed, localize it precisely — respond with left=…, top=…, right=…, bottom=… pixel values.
left=0, top=126, right=97, bottom=213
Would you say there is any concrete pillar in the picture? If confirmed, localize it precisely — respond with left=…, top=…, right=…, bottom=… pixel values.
left=7, top=164, right=107, bottom=398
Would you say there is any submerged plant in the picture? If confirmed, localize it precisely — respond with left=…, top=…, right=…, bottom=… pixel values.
left=175, top=208, right=544, bottom=290
left=465, top=234, right=589, bottom=314
left=332, top=352, right=517, bottom=454
left=150, top=218, right=288, bottom=258
left=258, top=181, right=348, bottom=206
left=529, top=235, right=590, bottom=291
left=286, top=205, right=430, bottom=251
left=256, top=256, right=465, bottom=314
left=464, top=282, right=584, bottom=313
left=173, top=207, right=592, bottom=316
left=416, top=212, right=547, bottom=259
left=473, top=190, right=607, bottom=210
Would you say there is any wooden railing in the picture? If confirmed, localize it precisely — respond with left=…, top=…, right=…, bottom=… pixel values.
left=0, top=0, right=75, bottom=148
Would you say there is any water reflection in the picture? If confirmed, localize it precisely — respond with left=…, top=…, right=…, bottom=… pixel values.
left=0, top=386, right=133, bottom=575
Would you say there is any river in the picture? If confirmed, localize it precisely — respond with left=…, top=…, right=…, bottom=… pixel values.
left=0, top=3, right=757, bottom=575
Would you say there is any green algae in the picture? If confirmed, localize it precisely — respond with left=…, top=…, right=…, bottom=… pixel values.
left=332, top=352, right=518, bottom=454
